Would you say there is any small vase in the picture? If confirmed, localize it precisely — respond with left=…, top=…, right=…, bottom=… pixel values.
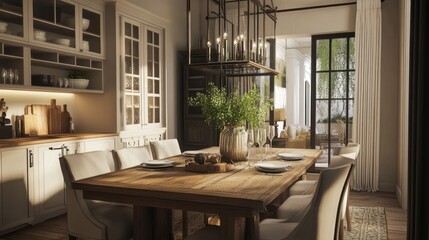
left=219, top=125, right=248, bottom=161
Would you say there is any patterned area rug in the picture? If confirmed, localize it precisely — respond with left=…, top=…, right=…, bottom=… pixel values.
left=344, top=206, right=388, bottom=240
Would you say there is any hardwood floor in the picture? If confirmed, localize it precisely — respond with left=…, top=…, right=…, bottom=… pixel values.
left=0, top=191, right=407, bottom=240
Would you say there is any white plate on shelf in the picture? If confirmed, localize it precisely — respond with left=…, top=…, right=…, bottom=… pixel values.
left=277, top=153, right=305, bottom=160
left=254, top=161, right=291, bottom=173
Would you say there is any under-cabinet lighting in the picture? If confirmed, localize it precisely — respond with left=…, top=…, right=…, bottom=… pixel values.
left=0, top=89, right=74, bottom=97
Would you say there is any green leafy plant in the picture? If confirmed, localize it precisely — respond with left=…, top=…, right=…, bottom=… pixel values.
left=68, top=70, right=89, bottom=79
left=189, top=83, right=272, bottom=129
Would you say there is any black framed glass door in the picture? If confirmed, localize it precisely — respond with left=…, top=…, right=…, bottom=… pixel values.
left=310, top=32, right=355, bottom=168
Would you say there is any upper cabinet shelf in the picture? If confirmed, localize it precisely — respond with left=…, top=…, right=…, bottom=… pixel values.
left=30, top=0, right=104, bottom=58
left=0, top=0, right=25, bottom=40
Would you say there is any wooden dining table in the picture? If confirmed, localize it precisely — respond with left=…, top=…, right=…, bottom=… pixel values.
left=72, top=147, right=322, bottom=240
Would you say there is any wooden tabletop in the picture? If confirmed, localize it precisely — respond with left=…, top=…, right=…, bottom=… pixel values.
left=72, top=147, right=322, bottom=240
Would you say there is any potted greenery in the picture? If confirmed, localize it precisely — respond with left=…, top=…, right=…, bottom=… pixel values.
left=189, top=83, right=272, bottom=161
left=67, top=70, right=89, bottom=89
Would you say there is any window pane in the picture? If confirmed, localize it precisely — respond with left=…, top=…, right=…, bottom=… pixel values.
left=133, top=77, right=139, bottom=92
left=349, top=71, right=355, bottom=98
left=316, top=39, right=329, bottom=71
left=154, top=63, right=159, bottom=78
left=147, top=45, right=153, bottom=60
left=331, top=72, right=347, bottom=98
left=155, top=97, right=160, bottom=107
left=349, top=38, right=355, bottom=70
left=125, top=57, right=131, bottom=74
left=154, top=48, right=159, bottom=62
left=148, top=79, right=153, bottom=93
left=126, top=95, right=132, bottom=124
left=125, top=23, right=131, bottom=37
left=125, top=76, right=132, bottom=91
left=132, top=25, right=139, bottom=39
left=331, top=38, right=347, bottom=70
left=147, top=30, right=153, bottom=43
left=133, top=96, right=140, bottom=124
left=155, top=108, right=160, bottom=123
left=148, top=61, right=153, bottom=77
left=133, top=57, right=139, bottom=75
left=315, top=100, right=329, bottom=127
left=316, top=73, right=329, bottom=99
left=154, top=79, right=160, bottom=94
left=133, top=40, right=139, bottom=57
left=125, top=39, right=131, bottom=55
left=154, top=32, right=159, bottom=45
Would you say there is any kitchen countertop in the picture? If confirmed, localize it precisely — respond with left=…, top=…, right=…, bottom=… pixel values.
left=0, top=133, right=118, bottom=148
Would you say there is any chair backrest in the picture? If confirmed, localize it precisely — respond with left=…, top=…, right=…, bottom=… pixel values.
left=59, top=151, right=116, bottom=240
left=289, top=164, right=352, bottom=240
left=339, top=142, right=361, bottom=160
left=61, top=151, right=114, bottom=182
left=150, top=139, right=181, bottom=159
left=113, top=145, right=153, bottom=170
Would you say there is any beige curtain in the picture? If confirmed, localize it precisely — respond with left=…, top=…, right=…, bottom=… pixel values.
left=351, top=0, right=382, bottom=191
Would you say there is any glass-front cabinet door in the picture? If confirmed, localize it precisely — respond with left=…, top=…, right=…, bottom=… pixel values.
left=121, top=16, right=164, bottom=131
left=0, top=0, right=25, bottom=41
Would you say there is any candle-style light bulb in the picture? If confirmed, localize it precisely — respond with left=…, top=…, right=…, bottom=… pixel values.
left=207, top=41, right=212, bottom=61
left=233, top=39, right=237, bottom=60
left=223, top=32, right=228, bottom=61
left=216, top=37, right=221, bottom=61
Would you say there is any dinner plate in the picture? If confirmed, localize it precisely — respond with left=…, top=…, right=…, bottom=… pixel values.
left=254, top=161, right=291, bottom=173
left=141, top=160, right=175, bottom=166
left=140, top=163, right=174, bottom=169
left=277, top=153, right=305, bottom=160
left=182, top=150, right=206, bottom=156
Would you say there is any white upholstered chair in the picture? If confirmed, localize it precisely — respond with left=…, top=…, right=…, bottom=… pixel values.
left=113, top=145, right=153, bottom=170
left=286, top=143, right=360, bottom=239
left=59, top=151, right=133, bottom=240
left=150, top=138, right=182, bottom=159
left=185, top=164, right=353, bottom=240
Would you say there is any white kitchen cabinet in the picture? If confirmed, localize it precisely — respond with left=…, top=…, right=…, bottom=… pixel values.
left=105, top=2, right=167, bottom=146
left=0, top=0, right=27, bottom=42
left=81, top=136, right=115, bottom=152
left=30, top=0, right=104, bottom=58
left=34, top=141, right=79, bottom=221
left=0, top=146, right=34, bottom=233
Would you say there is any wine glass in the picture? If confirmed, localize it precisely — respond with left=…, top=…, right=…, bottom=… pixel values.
left=246, top=128, right=254, bottom=167
left=267, top=125, right=275, bottom=148
left=1, top=68, right=7, bottom=84
left=7, top=68, right=14, bottom=84
left=258, top=128, right=267, bottom=161
left=13, top=69, right=19, bottom=84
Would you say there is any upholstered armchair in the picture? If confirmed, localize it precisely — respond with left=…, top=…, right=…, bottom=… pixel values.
left=59, top=151, right=133, bottom=240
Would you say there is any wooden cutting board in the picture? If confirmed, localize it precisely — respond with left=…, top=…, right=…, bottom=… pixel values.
left=48, top=99, right=61, bottom=134
left=23, top=114, right=38, bottom=136
left=31, top=104, right=49, bottom=135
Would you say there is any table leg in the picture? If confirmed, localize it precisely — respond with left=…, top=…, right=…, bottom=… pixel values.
left=133, top=206, right=173, bottom=240
left=245, top=214, right=260, bottom=240
left=219, top=214, right=245, bottom=240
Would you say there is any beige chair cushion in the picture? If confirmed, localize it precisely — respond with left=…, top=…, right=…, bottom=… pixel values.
left=276, top=195, right=312, bottom=221
left=114, top=145, right=153, bottom=170
left=259, top=219, right=299, bottom=240
left=288, top=180, right=317, bottom=196
left=150, top=139, right=181, bottom=159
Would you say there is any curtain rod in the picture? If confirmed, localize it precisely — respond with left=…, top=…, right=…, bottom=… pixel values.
left=275, top=0, right=385, bottom=13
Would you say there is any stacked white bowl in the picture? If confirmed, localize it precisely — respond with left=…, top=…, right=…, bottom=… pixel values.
left=33, top=30, right=47, bottom=41
left=0, top=22, right=8, bottom=33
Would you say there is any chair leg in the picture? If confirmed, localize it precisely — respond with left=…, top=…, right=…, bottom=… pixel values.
left=182, top=210, right=188, bottom=238
left=339, top=219, right=344, bottom=240
left=346, top=201, right=352, bottom=231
